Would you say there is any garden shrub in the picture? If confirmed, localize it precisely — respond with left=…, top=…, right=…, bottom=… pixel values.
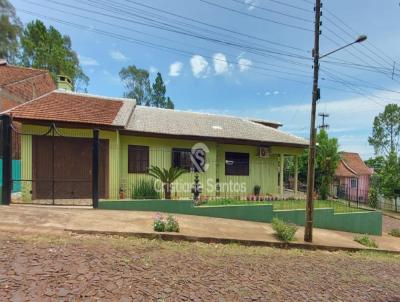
left=354, top=235, right=378, bottom=248
left=165, top=214, right=180, bottom=232
left=132, top=179, right=160, bottom=199
left=271, top=218, right=298, bottom=242
left=389, top=228, right=400, bottom=237
left=368, top=187, right=378, bottom=209
left=153, top=213, right=165, bottom=232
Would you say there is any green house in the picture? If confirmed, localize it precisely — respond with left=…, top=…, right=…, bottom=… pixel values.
left=4, top=90, right=308, bottom=202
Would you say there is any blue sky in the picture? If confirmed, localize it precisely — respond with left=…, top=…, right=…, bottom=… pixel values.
left=12, top=0, right=400, bottom=159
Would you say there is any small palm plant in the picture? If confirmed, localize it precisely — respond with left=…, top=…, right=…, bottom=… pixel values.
left=148, top=166, right=187, bottom=199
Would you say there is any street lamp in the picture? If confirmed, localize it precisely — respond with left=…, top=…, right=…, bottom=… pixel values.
left=304, top=31, right=367, bottom=243
left=320, top=35, right=368, bottom=59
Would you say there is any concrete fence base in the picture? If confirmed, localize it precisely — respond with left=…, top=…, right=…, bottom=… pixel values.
left=99, top=200, right=382, bottom=236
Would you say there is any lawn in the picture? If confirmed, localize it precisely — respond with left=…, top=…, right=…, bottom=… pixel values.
left=199, top=198, right=368, bottom=213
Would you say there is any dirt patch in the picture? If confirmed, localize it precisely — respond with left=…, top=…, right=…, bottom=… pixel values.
left=0, top=231, right=400, bottom=301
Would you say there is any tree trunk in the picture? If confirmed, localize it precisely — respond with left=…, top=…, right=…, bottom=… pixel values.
left=164, top=183, right=172, bottom=200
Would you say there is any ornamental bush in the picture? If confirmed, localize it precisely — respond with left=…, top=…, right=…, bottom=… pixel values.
left=271, top=218, right=298, bottom=242
left=165, top=214, right=180, bottom=232
left=153, top=213, right=165, bottom=232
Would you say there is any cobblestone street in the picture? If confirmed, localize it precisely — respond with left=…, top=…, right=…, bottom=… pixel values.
left=1, top=231, right=399, bottom=301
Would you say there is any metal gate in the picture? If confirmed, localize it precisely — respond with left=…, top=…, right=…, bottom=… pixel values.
left=1, top=115, right=103, bottom=207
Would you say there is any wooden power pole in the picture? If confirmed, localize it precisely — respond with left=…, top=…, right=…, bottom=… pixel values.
left=305, top=0, right=322, bottom=242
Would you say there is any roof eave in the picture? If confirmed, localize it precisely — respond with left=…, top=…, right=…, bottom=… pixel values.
left=119, top=129, right=309, bottom=148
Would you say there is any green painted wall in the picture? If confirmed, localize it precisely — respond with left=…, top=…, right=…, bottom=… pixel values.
left=216, top=143, right=279, bottom=196
left=99, top=200, right=382, bottom=235
left=120, top=136, right=304, bottom=198
left=19, top=124, right=305, bottom=201
left=119, top=135, right=218, bottom=199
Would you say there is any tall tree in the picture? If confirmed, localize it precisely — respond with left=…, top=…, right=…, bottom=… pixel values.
left=166, top=97, right=174, bottom=109
left=297, top=129, right=340, bottom=199
left=20, top=20, right=88, bottom=90
left=120, top=67, right=174, bottom=108
left=315, top=130, right=340, bottom=199
left=368, top=104, right=400, bottom=156
left=119, top=65, right=152, bottom=106
left=379, top=152, right=400, bottom=201
left=152, top=72, right=166, bottom=107
left=0, top=0, right=22, bottom=63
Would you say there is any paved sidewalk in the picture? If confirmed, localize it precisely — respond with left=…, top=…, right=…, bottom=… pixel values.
left=0, top=204, right=399, bottom=252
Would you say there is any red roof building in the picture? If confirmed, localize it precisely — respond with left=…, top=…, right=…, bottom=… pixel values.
left=333, top=152, right=373, bottom=203
left=0, top=60, right=56, bottom=112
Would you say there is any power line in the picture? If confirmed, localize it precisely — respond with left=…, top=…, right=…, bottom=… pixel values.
left=323, top=9, right=397, bottom=65
left=318, top=113, right=329, bottom=130
left=198, top=0, right=313, bottom=32
left=19, top=9, right=314, bottom=84
left=119, top=0, right=309, bottom=52
left=226, top=0, right=313, bottom=23
left=260, top=0, right=313, bottom=13
left=43, top=0, right=311, bottom=61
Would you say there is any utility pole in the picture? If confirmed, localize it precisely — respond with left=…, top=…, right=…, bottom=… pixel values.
left=305, top=0, right=322, bottom=243
left=318, top=113, right=329, bottom=130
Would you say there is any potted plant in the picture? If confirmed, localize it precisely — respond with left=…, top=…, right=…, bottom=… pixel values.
left=148, top=166, right=187, bottom=199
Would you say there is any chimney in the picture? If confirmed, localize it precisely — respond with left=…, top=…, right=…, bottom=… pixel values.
left=56, top=75, right=73, bottom=91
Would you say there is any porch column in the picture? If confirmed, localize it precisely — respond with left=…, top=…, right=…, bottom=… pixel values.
left=92, top=129, right=99, bottom=209
left=294, top=155, right=299, bottom=197
left=280, top=153, right=284, bottom=197
left=1, top=115, right=12, bottom=205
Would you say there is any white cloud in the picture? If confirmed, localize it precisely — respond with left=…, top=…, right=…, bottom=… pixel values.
left=244, top=0, right=258, bottom=11
left=238, top=58, right=252, bottom=72
left=78, top=55, right=99, bottom=66
left=149, top=66, right=158, bottom=74
left=110, top=50, right=129, bottom=62
left=190, top=55, right=209, bottom=78
left=169, top=61, right=183, bottom=77
left=213, top=53, right=229, bottom=75
left=265, top=91, right=271, bottom=96
left=273, top=91, right=279, bottom=95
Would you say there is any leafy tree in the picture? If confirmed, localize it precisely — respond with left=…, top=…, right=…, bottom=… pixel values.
left=377, top=152, right=400, bottom=200
left=315, top=130, right=340, bottom=199
left=368, top=104, right=400, bottom=156
left=119, top=65, right=152, bottom=106
left=152, top=72, right=166, bottom=107
left=297, top=129, right=340, bottom=199
left=365, top=156, right=385, bottom=175
left=0, top=0, right=22, bottom=63
left=120, top=66, right=174, bottom=108
left=20, top=20, right=88, bottom=90
left=166, top=96, right=174, bottom=109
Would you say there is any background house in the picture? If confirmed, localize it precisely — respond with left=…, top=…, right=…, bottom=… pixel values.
left=0, top=61, right=56, bottom=192
left=333, top=152, right=373, bottom=203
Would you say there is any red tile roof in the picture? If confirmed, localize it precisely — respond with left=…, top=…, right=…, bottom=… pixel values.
left=0, top=64, right=56, bottom=102
left=335, top=152, right=373, bottom=177
left=8, top=91, right=125, bottom=126
left=0, top=64, right=47, bottom=86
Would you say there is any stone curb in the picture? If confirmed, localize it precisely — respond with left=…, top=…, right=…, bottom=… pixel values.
left=65, top=229, right=400, bottom=255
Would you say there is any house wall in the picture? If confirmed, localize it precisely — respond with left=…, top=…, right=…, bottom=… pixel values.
left=18, top=124, right=305, bottom=201
left=338, top=175, right=370, bottom=202
left=120, top=135, right=304, bottom=198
